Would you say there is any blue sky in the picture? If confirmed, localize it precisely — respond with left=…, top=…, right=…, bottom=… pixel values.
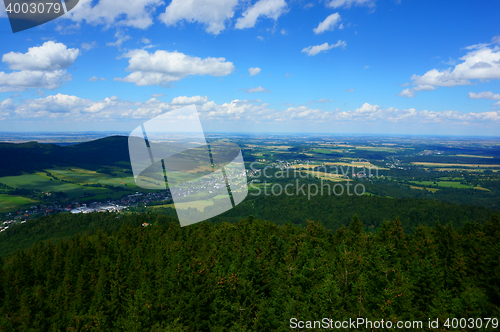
left=0, top=0, right=499, bottom=135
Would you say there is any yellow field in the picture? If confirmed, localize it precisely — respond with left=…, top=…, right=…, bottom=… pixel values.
left=185, top=165, right=213, bottom=174
left=354, top=146, right=400, bottom=152
left=312, top=148, right=344, bottom=153
left=412, top=162, right=500, bottom=168
left=69, top=168, right=98, bottom=174
left=294, top=162, right=384, bottom=169
left=432, top=168, right=498, bottom=173
left=291, top=164, right=322, bottom=169
left=455, top=154, right=493, bottom=159
left=324, top=162, right=389, bottom=170
left=151, top=200, right=214, bottom=211
left=409, top=185, right=440, bottom=192
left=298, top=170, right=345, bottom=181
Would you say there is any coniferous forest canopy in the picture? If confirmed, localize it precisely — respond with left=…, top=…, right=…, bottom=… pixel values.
left=1, top=134, right=500, bottom=331
left=0, top=213, right=499, bottom=331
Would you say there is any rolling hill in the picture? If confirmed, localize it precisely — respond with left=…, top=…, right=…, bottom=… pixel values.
left=0, top=136, right=131, bottom=177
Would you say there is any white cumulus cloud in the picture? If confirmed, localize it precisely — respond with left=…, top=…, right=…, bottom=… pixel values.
left=235, top=0, right=288, bottom=29
left=241, top=86, right=271, bottom=93
left=115, top=49, right=234, bottom=86
left=14, top=94, right=91, bottom=118
left=160, top=0, right=239, bottom=35
left=171, top=95, right=209, bottom=105
left=468, top=91, right=500, bottom=100
left=5, top=95, right=500, bottom=126
left=401, top=44, right=500, bottom=96
left=106, top=30, right=131, bottom=48
left=249, top=67, right=261, bottom=76
left=2, top=41, right=79, bottom=71
left=81, top=41, right=97, bottom=51
left=0, top=71, right=71, bottom=93
left=66, top=0, right=164, bottom=29
left=301, top=40, right=346, bottom=56
left=313, top=13, right=341, bottom=34
left=326, top=0, right=374, bottom=9
left=0, top=99, right=14, bottom=118
left=0, top=41, right=79, bottom=92
left=398, top=85, right=437, bottom=98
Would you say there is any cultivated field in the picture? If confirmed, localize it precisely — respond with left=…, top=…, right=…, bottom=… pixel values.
left=409, top=180, right=488, bottom=190
left=410, top=186, right=440, bottom=193
left=455, top=154, right=494, bottom=159
left=49, top=168, right=136, bottom=188
left=313, top=149, right=343, bottom=154
left=151, top=200, right=214, bottom=212
left=0, top=194, right=37, bottom=211
left=353, top=146, right=401, bottom=153
left=324, top=162, right=388, bottom=170
left=296, top=170, right=346, bottom=182
left=412, top=162, right=500, bottom=168
left=0, top=173, right=109, bottom=198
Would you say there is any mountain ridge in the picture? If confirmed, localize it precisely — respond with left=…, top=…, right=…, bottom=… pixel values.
left=0, top=136, right=131, bottom=176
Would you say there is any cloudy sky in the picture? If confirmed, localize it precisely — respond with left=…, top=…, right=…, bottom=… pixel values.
left=0, top=0, right=499, bottom=135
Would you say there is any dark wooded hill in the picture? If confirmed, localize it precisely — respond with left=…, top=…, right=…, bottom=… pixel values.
left=0, top=136, right=131, bottom=176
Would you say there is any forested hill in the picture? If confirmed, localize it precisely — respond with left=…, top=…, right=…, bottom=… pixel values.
left=169, top=192, right=500, bottom=234
left=0, top=214, right=499, bottom=330
left=2, top=193, right=499, bottom=257
left=0, top=136, right=131, bottom=176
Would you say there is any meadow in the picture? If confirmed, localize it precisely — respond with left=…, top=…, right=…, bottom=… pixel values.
left=312, top=148, right=343, bottom=154
left=412, top=162, right=500, bottom=168
left=409, top=180, right=487, bottom=190
left=0, top=167, right=140, bottom=211
left=0, top=173, right=108, bottom=198
left=0, top=194, right=37, bottom=211
left=151, top=200, right=213, bottom=212
left=48, top=168, right=137, bottom=188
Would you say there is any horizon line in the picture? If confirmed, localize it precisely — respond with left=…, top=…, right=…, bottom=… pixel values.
left=1, top=131, right=500, bottom=139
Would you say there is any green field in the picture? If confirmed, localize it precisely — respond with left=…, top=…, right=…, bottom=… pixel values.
left=409, top=180, right=486, bottom=190
left=313, top=149, right=342, bottom=154
left=454, top=154, right=493, bottom=159
left=0, top=172, right=121, bottom=199
left=410, top=185, right=440, bottom=193
left=48, top=168, right=137, bottom=188
left=412, top=162, right=500, bottom=168
left=0, top=194, right=37, bottom=211
left=354, top=146, right=400, bottom=153
left=151, top=200, right=214, bottom=211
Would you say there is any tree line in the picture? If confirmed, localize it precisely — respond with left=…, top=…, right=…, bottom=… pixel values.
left=0, top=212, right=499, bottom=330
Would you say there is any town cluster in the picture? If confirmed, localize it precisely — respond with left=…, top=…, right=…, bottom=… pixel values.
left=0, top=190, right=173, bottom=233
